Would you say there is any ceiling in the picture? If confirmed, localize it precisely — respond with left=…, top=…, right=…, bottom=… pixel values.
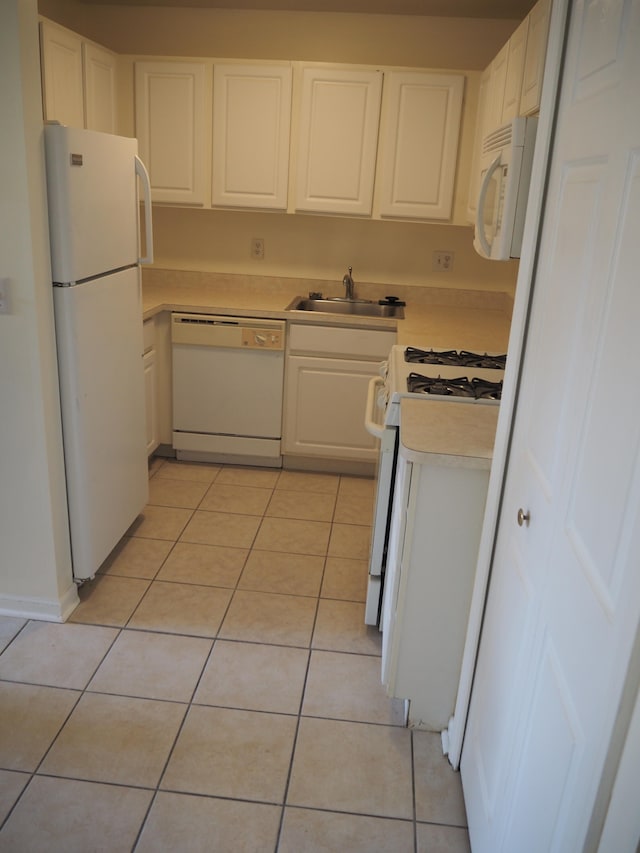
left=76, top=0, right=535, bottom=19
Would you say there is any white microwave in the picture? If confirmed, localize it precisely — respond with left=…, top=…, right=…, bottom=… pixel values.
left=474, top=116, right=538, bottom=260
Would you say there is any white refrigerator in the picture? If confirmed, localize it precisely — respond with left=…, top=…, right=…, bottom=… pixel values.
left=44, top=125, right=154, bottom=581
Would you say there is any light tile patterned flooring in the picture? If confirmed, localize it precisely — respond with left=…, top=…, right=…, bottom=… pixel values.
left=0, top=459, right=470, bottom=852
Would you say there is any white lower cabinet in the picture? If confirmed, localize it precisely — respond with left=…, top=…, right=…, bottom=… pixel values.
left=143, top=314, right=173, bottom=456
left=143, top=347, right=158, bottom=456
left=142, top=319, right=158, bottom=456
left=283, top=323, right=395, bottom=465
left=382, top=442, right=491, bottom=730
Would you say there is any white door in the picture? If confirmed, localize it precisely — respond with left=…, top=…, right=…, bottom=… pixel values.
left=462, top=1, right=640, bottom=851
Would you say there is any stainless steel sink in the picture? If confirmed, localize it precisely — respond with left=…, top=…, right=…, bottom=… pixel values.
left=286, top=296, right=404, bottom=319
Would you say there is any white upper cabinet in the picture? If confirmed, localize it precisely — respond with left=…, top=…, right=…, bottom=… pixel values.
left=40, top=19, right=85, bottom=128
left=83, top=42, right=118, bottom=134
left=467, top=65, right=492, bottom=223
left=40, top=19, right=118, bottom=133
left=520, top=0, right=551, bottom=116
left=486, top=42, right=509, bottom=133
left=294, top=66, right=383, bottom=216
left=212, top=63, right=292, bottom=210
left=501, top=16, right=529, bottom=123
left=375, top=71, right=464, bottom=221
left=135, top=61, right=208, bottom=206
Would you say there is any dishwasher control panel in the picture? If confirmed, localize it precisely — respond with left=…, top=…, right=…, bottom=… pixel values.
left=241, top=327, right=284, bottom=350
left=171, top=313, right=285, bottom=351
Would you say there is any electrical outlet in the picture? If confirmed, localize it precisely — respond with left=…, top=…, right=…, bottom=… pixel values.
left=0, top=278, right=10, bottom=314
left=251, top=238, right=265, bottom=260
left=433, top=251, right=454, bottom=272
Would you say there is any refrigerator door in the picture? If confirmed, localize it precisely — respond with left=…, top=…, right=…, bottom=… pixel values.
left=45, top=125, right=140, bottom=283
left=54, top=267, right=148, bottom=579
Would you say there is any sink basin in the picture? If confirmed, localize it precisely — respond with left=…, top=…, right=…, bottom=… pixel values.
left=286, top=296, right=404, bottom=319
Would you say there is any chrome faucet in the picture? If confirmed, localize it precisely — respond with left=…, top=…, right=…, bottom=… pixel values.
left=343, top=266, right=355, bottom=300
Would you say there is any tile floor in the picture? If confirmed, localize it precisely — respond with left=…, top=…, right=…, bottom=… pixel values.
left=0, top=459, right=470, bottom=852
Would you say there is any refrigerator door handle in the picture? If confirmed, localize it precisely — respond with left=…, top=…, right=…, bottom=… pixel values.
left=135, top=155, right=154, bottom=265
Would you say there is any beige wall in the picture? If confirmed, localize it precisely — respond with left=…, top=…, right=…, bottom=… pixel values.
left=38, top=1, right=518, bottom=68
left=38, top=0, right=520, bottom=295
left=148, top=206, right=519, bottom=292
left=1, top=0, right=77, bottom=618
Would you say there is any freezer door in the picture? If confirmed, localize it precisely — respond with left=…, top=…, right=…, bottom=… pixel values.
left=45, top=125, right=140, bottom=283
left=54, top=267, right=148, bottom=579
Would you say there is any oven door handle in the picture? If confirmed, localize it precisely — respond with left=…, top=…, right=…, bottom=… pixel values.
left=365, top=376, right=385, bottom=439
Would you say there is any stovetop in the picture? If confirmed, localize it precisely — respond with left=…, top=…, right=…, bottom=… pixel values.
left=404, top=346, right=507, bottom=371
left=406, top=372, right=503, bottom=400
left=378, top=345, right=507, bottom=425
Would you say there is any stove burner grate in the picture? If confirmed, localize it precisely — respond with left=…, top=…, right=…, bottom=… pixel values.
left=404, top=346, right=507, bottom=371
left=407, top=372, right=503, bottom=400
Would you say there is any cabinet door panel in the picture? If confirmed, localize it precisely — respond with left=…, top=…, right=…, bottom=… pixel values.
left=377, top=72, right=464, bottom=221
left=135, top=61, right=207, bottom=205
left=294, top=67, right=383, bottom=215
left=520, top=0, right=551, bottom=116
left=467, top=66, right=491, bottom=223
left=83, top=42, right=117, bottom=134
left=487, top=42, right=509, bottom=132
left=501, top=17, right=529, bottom=123
left=213, top=64, right=292, bottom=209
left=284, top=356, right=380, bottom=461
left=39, top=20, right=84, bottom=128
left=143, top=347, right=158, bottom=456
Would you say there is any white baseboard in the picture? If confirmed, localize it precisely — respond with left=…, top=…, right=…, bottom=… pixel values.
left=0, top=583, right=79, bottom=623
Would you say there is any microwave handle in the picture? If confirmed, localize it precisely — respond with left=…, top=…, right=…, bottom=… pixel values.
left=475, top=154, right=502, bottom=258
left=135, top=155, right=154, bottom=265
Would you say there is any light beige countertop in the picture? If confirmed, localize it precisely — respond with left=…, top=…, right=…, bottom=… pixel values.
left=142, top=269, right=513, bottom=352
left=399, top=398, right=499, bottom=469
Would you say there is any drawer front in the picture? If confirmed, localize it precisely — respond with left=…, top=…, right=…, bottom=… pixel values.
left=288, top=323, right=396, bottom=360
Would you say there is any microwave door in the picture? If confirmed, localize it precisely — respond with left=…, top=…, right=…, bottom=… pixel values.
left=474, top=154, right=502, bottom=259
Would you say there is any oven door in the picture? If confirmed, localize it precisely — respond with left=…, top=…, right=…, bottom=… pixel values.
left=364, top=376, right=398, bottom=626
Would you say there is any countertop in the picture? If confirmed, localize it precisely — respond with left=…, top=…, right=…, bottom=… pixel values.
left=399, top=398, right=499, bottom=469
left=142, top=269, right=513, bottom=352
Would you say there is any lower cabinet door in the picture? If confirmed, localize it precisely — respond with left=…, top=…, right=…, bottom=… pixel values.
left=143, top=347, right=159, bottom=456
left=283, top=355, right=380, bottom=461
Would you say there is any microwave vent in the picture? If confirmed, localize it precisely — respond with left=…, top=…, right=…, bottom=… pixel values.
left=482, top=124, right=513, bottom=155
left=481, top=117, right=529, bottom=157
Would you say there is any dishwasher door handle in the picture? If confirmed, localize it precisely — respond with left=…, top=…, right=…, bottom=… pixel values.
left=365, top=376, right=385, bottom=439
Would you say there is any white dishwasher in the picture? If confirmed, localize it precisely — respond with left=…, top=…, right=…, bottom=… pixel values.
left=171, top=312, right=285, bottom=467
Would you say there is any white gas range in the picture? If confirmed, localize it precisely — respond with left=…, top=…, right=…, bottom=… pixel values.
left=363, top=344, right=506, bottom=626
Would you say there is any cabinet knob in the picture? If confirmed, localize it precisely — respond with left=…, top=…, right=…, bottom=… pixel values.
left=517, top=508, right=530, bottom=527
